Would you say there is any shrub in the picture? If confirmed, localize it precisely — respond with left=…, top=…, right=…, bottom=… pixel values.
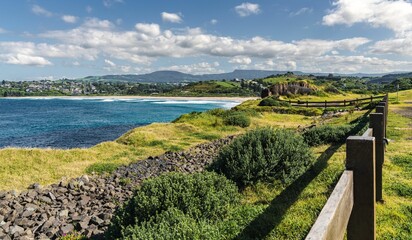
left=302, top=124, right=352, bottom=146
left=259, top=97, right=291, bottom=107
left=223, top=111, right=251, bottom=128
left=210, top=128, right=314, bottom=187
left=120, top=208, right=223, bottom=240
left=107, top=172, right=239, bottom=238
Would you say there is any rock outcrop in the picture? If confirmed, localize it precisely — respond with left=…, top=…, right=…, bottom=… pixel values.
left=0, top=136, right=235, bottom=239
left=261, top=81, right=315, bottom=98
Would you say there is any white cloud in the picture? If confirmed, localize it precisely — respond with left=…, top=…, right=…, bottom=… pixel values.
left=83, top=18, right=114, bottom=29
left=254, top=59, right=297, bottom=71
left=161, top=62, right=222, bottom=74
left=32, top=5, right=53, bottom=17
left=370, top=35, right=412, bottom=55
left=290, top=7, right=313, bottom=16
left=161, top=12, right=183, bottom=23
left=135, top=23, right=161, bottom=37
left=235, top=3, right=261, bottom=17
left=62, top=15, right=78, bottom=24
left=104, top=59, right=116, bottom=67
left=323, top=0, right=412, bottom=36
left=229, top=56, right=252, bottom=65
left=1, top=54, right=52, bottom=66
left=210, top=19, right=218, bottom=25
left=0, top=28, right=6, bottom=34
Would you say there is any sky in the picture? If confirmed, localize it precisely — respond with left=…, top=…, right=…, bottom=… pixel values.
left=1, top=0, right=412, bottom=80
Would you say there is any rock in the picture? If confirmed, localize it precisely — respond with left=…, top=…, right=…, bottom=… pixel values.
left=79, top=195, right=90, bottom=206
left=28, top=183, right=41, bottom=190
left=59, top=224, right=74, bottom=235
left=48, top=192, right=56, bottom=201
left=39, top=196, right=52, bottom=204
left=10, top=225, right=24, bottom=235
left=58, top=210, right=69, bottom=218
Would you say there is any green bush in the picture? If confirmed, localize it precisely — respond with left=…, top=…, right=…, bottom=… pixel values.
left=259, top=97, right=291, bottom=107
left=107, top=172, right=239, bottom=238
left=223, top=111, right=251, bottom=128
left=120, top=208, right=222, bottom=240
left=210, top=128, right=314, bottom=187
left=302, top=124, right=352, bottom=146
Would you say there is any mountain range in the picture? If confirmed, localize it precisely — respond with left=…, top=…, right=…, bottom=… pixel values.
left=79, top=70, right=411, bottom=83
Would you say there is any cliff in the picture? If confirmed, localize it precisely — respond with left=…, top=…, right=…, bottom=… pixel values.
left=261, top=81, right=315, bottom=98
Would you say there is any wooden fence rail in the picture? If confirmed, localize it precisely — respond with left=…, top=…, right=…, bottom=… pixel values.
left=280, top=95, right=385, bottom=108
left=306, top=94, right=388, bottom=240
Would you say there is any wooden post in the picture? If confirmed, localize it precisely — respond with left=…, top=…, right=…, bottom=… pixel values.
left=344, top=100, right=346, bottom=107
left=325, top=100, right=327, bottom=109
left=346, top=136, right=376, bottom=240
left=370, top=96, right=373, bottom=103
left=370, top=113, right=384, bottom=202
left=377, top=103, right=386, bottom=138
left=306, top=100, right=308, bottom=108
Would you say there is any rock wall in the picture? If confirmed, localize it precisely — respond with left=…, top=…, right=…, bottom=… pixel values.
left=0, top=136, right=235, bottom=240
left=261, top=81, right=315, bottom=98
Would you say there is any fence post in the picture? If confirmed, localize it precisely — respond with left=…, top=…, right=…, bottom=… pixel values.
left=377, top=103, right=386, bottom=138
left=344, top=100, right=346, bottom=107
left=346, top=136, right=376, bottom=240
left=370, top=113, right=384, bottom=202
left=306, top=100, right=308, bottom=108
left=325, top=100, right=327, bottom=109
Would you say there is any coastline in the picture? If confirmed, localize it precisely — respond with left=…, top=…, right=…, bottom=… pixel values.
left=3, top=95, right=259, bottom=103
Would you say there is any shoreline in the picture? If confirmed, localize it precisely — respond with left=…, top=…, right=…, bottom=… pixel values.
left=3, top=95, right=259, bottom=103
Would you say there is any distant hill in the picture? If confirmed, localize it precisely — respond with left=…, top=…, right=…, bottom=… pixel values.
left=81, top=70, right=304, bottom=83
left=369, top=72, right=412, bottom=84
left=79, top=70, right=411, bottom=83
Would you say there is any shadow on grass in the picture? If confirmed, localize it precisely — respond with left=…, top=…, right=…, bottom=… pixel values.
left=234, top=110, right=372, bottom=240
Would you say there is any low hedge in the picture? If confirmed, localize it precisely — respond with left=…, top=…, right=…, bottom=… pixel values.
left=302, top=124, right=352, bottom=146
left=107, top=172, right=239, bottom=238
left=210, top=127, right=314, bottom=187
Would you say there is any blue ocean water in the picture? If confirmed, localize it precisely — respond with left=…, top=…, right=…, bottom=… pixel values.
left=0, top=97, right=238, bottom=149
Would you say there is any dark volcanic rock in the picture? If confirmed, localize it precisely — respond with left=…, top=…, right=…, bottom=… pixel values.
left=0, top=136, right=235, bottom=239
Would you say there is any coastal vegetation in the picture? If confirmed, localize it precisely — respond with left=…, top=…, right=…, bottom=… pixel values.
left=0, top=77, right=411, bottom=239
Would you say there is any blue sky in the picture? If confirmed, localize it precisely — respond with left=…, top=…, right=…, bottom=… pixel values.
left=1, top=0, right=412, bottom=80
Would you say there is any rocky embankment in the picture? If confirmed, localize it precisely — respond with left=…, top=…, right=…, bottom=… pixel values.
left=0, top=136, right=235, bottom=240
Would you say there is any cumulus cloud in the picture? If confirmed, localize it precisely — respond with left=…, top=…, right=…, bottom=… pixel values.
left=210, top=19, right=218, bottom=25
left=32, top=5, right=53, bottom=17
left=3, top=16, right=405, bottom=73
left=135, top=23, right=161, bottom=36
left=1, top=54, right=52, bottom=66
left=161, top=12, right=183, bottom=23
left=235, top=3, right=261, bottom=17
left=323, top=0, right=412, bottom=36
left=229, top=56, right=252, bottom=65
left=370, top=36, right=412, bottom=56
left=62, top=15, right=78, bottom=24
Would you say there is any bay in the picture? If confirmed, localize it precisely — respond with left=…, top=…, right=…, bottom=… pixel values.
left=0, top=97, right=239, bottom=149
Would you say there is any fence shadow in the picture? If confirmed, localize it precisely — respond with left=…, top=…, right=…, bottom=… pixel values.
left=234, top=110, right=372, bottom=240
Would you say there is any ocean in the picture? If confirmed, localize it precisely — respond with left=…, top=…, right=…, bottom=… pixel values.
left=0, top=97, right=239, bottom=149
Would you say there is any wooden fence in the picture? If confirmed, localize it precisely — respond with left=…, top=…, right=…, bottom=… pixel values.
left=306, top=94, right=388, bottom=240
left=280, top=95, right=385, bottom=108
